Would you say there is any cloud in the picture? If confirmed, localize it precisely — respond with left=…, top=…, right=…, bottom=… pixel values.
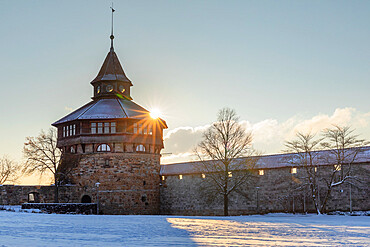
left=64, top=106, right=73, bottom=112
left=162, top=107, right=370, bottom=164
left=161, top=152, right=196, bottom=164
left=163, top=125, right=209, bottom=153
left=291, top=108, right=355, bottom=134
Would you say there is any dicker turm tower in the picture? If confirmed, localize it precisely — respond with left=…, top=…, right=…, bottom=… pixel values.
left=52, top=16, right=167, bottom=214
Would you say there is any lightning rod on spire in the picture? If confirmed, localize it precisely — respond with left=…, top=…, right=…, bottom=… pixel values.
left=110, top=3, right=115, bottom=50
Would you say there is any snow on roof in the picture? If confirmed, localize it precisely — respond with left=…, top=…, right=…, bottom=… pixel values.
left=160, top=146, right=370, bottom=175
left=52, top=98, right=151, bottom=125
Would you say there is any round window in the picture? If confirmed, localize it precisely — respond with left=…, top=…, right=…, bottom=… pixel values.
left=106, top=85, right=113, bottom=92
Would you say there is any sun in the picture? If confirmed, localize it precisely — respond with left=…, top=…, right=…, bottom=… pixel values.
left=150, top=108, right=161, bottom=119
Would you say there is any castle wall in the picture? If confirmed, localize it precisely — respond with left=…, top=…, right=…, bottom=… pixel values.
left=0, top=185, right=79, bottom=205
left=160, top=163, right=370, bottom=215
left=1, top=163, right=368, bottom=215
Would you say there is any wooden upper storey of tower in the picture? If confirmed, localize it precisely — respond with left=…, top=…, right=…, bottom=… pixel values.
left=52, top=97, right=167, bottom=147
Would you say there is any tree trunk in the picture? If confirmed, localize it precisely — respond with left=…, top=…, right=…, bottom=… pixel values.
left=54, top=174, right=59, bottom=203
left=223, top=193, right=229, bottom=216
left=320, top=187, right=331, bottom=214
left=309, top=183, right=319, bottom=214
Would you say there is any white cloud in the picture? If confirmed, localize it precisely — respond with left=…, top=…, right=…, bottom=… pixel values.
left=162, top=107, right=370, bottom=164
left=64, top=106, right=73, bottom=112
left=161, top=152, right=196, bottom=164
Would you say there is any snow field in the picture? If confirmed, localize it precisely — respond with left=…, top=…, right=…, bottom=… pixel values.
left=0, top=209, right=369, bottom=246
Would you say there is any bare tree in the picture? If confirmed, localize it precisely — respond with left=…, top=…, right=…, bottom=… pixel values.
left=23, top=128, right=61, bottom=202
left=195, top=108, right=259, bottom=216
left=284, top=132, right=323, bottom=214
left=319, top=125, right=369, bottom=212
left=285, top=126, right=368, bottom=214
left=0, top=156, right=20, bottom=184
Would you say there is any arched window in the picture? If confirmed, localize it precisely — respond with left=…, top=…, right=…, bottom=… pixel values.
left=136, top=144, right=145, bottom=152
left=70, top=146, right=76, bottom=153
left=97, top=144, right=111, bottom=152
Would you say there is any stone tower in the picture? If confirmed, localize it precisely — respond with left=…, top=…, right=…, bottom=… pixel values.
left=52, top=25, right=167, bottom=214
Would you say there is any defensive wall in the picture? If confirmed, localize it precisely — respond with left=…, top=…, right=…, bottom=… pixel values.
left=0, top=185, right=80, bottom=205
left=1, top=148, right=369, bottom=215
left=159, top=148, right=370, bottom=215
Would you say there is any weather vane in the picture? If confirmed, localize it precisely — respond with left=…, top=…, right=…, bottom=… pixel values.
left=110, top=3, right=115, bottom=50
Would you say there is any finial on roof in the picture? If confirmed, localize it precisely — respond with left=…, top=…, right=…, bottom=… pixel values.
left=110, top=3, right=115, bottom=51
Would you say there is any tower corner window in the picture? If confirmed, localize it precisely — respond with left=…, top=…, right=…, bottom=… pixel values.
left=64, top=124, right=77, bottom=137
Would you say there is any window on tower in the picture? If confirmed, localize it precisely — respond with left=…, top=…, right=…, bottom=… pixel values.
left=91, top=123, right=96, bottom=134
left=132, top=122, right=153, bottom=135
left=98, top=123, right=103, bottom=134
left=97, top=144, right=111, bottom=152
left=63, top=124, right=77, bottom=137
left=91, top=122, right=117, bottom=134
left=136, top=144, right=145, bottom=152
left=104, top=122, right=110, bottom=133
left=111, top=122, right=116, bottom=133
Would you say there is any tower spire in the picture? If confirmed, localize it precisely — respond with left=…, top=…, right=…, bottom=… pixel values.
left=110, top=4, right=115, bottom=50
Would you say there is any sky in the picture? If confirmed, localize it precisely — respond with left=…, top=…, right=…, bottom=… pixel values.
left=0, top=1, right=369, bottom=184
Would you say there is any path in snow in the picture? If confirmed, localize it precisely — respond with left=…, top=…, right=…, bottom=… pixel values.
left=0, top=210, right=369, bottom=246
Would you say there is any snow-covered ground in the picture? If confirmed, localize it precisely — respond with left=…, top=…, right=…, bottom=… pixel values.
left=0, top=207, right=369, bottom=246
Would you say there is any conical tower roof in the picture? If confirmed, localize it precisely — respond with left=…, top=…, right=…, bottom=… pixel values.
left=91, top=47, right=132, bottom=85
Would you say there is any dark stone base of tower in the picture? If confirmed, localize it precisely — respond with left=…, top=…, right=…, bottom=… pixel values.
left=67, top=153, right=161, bottom=215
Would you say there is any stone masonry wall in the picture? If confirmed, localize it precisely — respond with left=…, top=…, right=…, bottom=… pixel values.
left=160, top=163, right=370, bottom=215
left=2, top=162, right=368, bottom=215
left=0, top=185, right=80, bottom=205
left=68, top=152, right=161, bottom=215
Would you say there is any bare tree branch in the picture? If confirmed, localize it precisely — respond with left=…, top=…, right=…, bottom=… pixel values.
left=23, top=128, right=62, bottom=202
left=284, top=125, right=368, bottom=214
left=195, top=108, right=259, bottom=216
left=0, top=156, right=21, bottom=184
